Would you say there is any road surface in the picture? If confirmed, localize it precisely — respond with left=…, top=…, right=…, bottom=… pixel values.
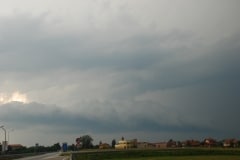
left=14, top=152, right=68, bottom=160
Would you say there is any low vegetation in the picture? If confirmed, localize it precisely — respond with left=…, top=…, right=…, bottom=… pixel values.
left=112, top=156, right=240, bottom=160
left=71, top=148, right=240, bottom=160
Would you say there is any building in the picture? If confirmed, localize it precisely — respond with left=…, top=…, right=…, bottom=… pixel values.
left=167, top=139, right=177, bottom=148
left=8, top=144, right=24, bottom=150
left=115, top=138, right=137, bottom=149
left=137, top=142, right=155, bottom=149
left=183, top=140, right=201, bottom=147
left=99, top=143, right=111, bottom=149
left=203, top=138, right=217, bottom=147
left=223, top=139, right=238, bottom=148
left=155, top=142, right=167, bottom=148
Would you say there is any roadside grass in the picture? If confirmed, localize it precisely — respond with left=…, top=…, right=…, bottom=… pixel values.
left=60, top=151, right=72, bottom=156
left=112, top=155, right=240, bottom=160
left=59, top=151, right=71, bottom=160
left=72, top=148, right=240, bottom=160
left=0, top=153, right=40, bottom=160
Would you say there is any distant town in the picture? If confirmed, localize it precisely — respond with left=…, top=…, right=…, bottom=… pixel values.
left=1, top=135, right=240, bottom=154
left=92, top=136, right=240, bottom=150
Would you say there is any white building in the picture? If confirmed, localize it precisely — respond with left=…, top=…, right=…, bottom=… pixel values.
left=115, top=138, right=137, bottom=149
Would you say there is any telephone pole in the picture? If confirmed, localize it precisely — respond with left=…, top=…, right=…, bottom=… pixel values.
left=0, top=125, right=7, bottom=153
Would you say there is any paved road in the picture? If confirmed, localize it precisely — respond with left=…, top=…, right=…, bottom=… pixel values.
left=14, top=152, right=68, bottom=160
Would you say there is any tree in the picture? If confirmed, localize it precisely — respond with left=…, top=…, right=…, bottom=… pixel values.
left=112, top=139, right=116, bottom=148
left=79, top=135, right=93, bottom=149
left=68, top=144, right=76, bottom=151
left=51, top=143, right=61, bottom=151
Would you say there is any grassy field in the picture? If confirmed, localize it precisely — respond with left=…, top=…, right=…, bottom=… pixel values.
left=112, top=155, right=240, bottom=160
left=71, top=148, right=240, bottom=160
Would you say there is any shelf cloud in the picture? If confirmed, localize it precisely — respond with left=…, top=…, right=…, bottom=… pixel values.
left=0, top=0, right=240, bottom=146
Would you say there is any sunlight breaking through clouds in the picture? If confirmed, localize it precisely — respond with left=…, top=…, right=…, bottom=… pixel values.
left=0, top=91, right=29, bottom=104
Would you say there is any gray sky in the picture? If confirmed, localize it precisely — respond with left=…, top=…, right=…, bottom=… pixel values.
left=0, top=0, right=240, bottom=146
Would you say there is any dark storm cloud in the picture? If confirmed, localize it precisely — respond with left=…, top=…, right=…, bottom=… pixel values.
left=1, top=1, right=240, bottom=146
left=0, top=101, right=216, bottom=135
left=0, top=14, right=192, bottom=72
left=124, top=34, right=240, bottom=93
left=0, top=14, right=81, bottom=71
left=1, top=14, right=240, bottom=138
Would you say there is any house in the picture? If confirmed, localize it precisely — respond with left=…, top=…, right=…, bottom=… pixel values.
left=167, top=139, right=177, bottom=148
left=115, top=137, right=137, bottom=149
left=155, top=142, right=167, bottom=148
left=203, top=138, right=217, bottom=147
left=137, top=142, right=155, bottom=149
left=183, top=140, right=201, bottom=147
left=223, top=139, right=238, bottom=148
left=8, top=144, right=24, bottom=150
left=99, top=143, right=111, bottom=149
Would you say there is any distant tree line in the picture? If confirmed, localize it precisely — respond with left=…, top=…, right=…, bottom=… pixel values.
left=74, top=135, right=117, bottom=150
left=0, top=143, right=61, bottom=155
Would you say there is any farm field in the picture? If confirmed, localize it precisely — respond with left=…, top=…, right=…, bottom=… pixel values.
left=112, top=155, right=240, bottom=160
left=71, top=148, right=240, bottom=160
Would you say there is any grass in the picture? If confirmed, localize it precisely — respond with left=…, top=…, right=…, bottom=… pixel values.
left=60, top=151, right=72, bottom=156
left=71, top=148, right=240, bottom=160
left=112, top=155, right=240, bottom=160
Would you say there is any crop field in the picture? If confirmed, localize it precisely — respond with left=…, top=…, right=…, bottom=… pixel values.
left=71, top=148, right=240, bottom=160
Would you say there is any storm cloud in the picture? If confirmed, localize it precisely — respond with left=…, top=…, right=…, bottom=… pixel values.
left=0, top=0, right=240, bottom=146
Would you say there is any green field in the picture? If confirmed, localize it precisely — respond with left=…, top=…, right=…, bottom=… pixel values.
left=71, top=148, right=240, bottom=160
left=112, top=155, right=240, bottom=160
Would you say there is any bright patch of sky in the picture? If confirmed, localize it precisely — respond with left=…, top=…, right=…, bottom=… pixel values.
left=0, top=92, right=28, bottom=104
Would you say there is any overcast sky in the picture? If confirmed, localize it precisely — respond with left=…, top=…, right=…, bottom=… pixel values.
left=0, top=0, right=240, bottom=147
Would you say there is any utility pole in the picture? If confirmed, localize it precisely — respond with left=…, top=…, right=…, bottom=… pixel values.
left=8, top=129, right=14, bottom=144
left=0, top=125, right=7, bottom=153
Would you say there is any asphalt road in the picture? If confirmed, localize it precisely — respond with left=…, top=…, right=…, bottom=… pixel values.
left=14, top=152, right=68, bottom=160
